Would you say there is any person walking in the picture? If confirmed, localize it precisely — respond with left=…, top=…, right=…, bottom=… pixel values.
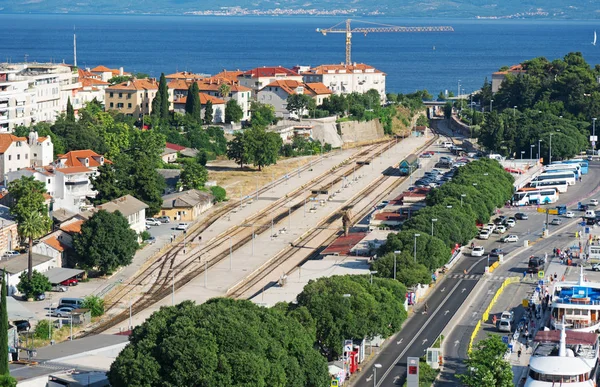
left=423, top=302, right=429, bottom=314
left=517, top=348, right=522, bottom=360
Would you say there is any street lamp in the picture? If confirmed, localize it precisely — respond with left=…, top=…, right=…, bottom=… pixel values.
left=374, top=364, right=382, bottom=387
left=490, top=99, right=494, bottom=112
left=460, top=193, right=466, bottom=207
left=369, top=270, right=378, bottom=285
left=592, top=118, right=597, bottom=155
left=513, top=106, right=517, bottom=117
left=431, top=219, right=437, bottom=236
left=520, top=150, right=525, bottom=160
left=413, top=234, right=420, bottom=263
left=530, top=144, right=535, bottom=160
left=393, top=250, right=401, bottom=280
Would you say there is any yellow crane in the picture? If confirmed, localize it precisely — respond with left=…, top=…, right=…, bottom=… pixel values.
left=316, top=19, right=454, bottom=66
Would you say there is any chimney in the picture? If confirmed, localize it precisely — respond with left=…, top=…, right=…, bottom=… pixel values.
left=119, top=67, right=123, bottom=76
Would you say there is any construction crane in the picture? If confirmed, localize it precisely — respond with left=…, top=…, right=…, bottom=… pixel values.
left=316, top=19, right=454, bottom=66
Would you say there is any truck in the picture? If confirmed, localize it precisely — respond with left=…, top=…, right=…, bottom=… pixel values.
left=555, top=205, right=567, bottom=215
left=528, top=256, right=544, bottom=273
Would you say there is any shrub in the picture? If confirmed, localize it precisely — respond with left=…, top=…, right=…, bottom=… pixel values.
left=140, top=230, right=151, bottom=241
left=82, top=295, right=105, bottom=317
left=210, top=186, right=227, bottom=202
left=17, top=271, right=51, bottom=299
left=34, top=319, right=51, bottom=340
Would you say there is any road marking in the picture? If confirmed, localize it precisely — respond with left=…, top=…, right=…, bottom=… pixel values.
left=444, top=310, right=450, bottom=316
left=393, top=376, right=400, bottom=383
left=454, top=340, right=460, bottom=347
left=397, top=338, right=403, bottom=345
left=366, top=375, right=373, bottom=382
left=441, top=287, right=446, bottom=292
left=472, top=312, right=478, bottom=318
left=422, top=338, right=428, bottom=346
left=462, top=288, right=467, bottom=293
left=376, top=279, right=466, bottom=386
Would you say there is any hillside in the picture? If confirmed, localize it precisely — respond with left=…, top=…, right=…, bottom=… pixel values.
left=0, top=0, right=598, bottom=19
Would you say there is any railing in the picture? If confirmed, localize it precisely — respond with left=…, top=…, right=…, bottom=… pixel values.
left=551, top=317, right=599, bottom=329
left=554, top=297, right=600, bottom=306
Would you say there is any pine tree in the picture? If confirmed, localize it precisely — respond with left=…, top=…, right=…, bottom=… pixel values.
left=0, top=270, right=9, bottom=375
left=204, top=100, right=213, bottom=125
left=185, top=83, right=201, bottom=122
left=158, top=73, right=169, bottom=119
left=151, top=86, right=162, bottom=117
left=66, top=97, right=75, bottom=122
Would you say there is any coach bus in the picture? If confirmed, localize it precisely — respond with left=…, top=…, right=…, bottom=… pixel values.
left=544, top=164, right=581, bottom=178
left=528, top=179, right=568, bottom=193
left=511, top=188, right=559, bottom=206
left=531, top=172, right=577, bottom=186
left=553, top=159, right=588, bottom=174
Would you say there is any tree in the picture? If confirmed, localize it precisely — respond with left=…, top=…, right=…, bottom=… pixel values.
left=108, top=299, right=330, bottom=387
left=19, top=211, right=51, bottom=281
left=108, top=75, right=132, bottom=85
left=90, top=164, right=123, bottom=204
left=371, top=252, right=431, bottom=287
left=286, top=94, right=312, bottom=120
left=151, top=73, right=170, bottom=120
left=250, top=102, right=277, bottom=127
left=209, top=186, right=226, bottom=202
left=224, top=99, right=243, bottom=124
left=185, top=82, right=201, bottom=121
left=244, top=126, right=282, bottom=170
left=226, top=132, right=249, bottom=168
left=196, top=150, right=208, bottom=166
left=458, top=335, right=513, bottom=387
left=82, top=295, right=105, bottom=317
left=16, top=271, right=51, bottom=299
left=66, top=97, right=75, bottom=122
left=218, top=83, right=230, bottom=100
left=178, top=161, right=209, bottom=190
left=416, top=114, right=429, bottom=127
left=443, top=101, right=453, bottom=118
left=0, top=270, right=8, bottom=375
left=203, top=100, right=214, bottom=125
left=73, top=210, right=138, bottom=275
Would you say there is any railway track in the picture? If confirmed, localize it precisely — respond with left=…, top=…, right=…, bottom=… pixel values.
left=83, top=139, right=397, bottom=335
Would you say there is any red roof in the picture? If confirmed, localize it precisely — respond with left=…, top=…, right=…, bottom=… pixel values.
left=243, top=66, right=300, bottom=78
left=56, top=150, right=110, bottom=168
left=44, top=237, right=68, bottom=252
left=302, top=63, right=385, bottom=75
left=373, top=212, right=405, bottom=221
left=173, top=93, right=225, bottom=105
left=165, top=142, right=186, bottom=152
left=0, top=134, right=26, bottom=153
left=321, top=232, right=367, bottom=256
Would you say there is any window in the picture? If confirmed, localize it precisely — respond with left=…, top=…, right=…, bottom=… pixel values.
left=118, top=93, right=123, bottom=98
left=128, top=103, right=132, bottom=108
left=110, top=102, right=114, bottom=108
left=117, top=103, right=124, bottom=108
left=25, top=154, right=28, bottom=160
left=7, top=155, right=10, bottom=161
left=109, top=92, right=114, bottom=98
left=47, top=179, right=50, bottom=184
left=33, top=153, right=37, bottom=157
left=127, top=94, right=131, bottom=99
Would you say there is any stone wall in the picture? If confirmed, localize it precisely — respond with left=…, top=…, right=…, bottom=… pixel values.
left=339, top=119, right=385, bottom=143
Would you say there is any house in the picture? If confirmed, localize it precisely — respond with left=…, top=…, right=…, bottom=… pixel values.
left=491, top=64, right=526, bottom=93
left=161, top=147, right=178, bottom=163
left=257, top=80, right=331, bottom=118
left=160, top=189, right=213, bottom=221
left=197, top=77, right=252, bottom=121
left=3, top=252, right=60, bottom=295
left=90, top=65, right=130, bottom=83
left=92, top=195, right=148, bottom=234
left=238, top=66, right=304, bottom=98
left=0, top=134, right=29, bottom=184
left=298, top=63, right=386, bottom=103
left=72, top=68, right=110, bottom=107
left=0, top=205, right=18, bottom=255
left=165, top=71, right=208, bottom=81
left=172, top=93, right=226, bottom=123
left=104, top=78, right=159, bottom=118
left=33, top=233, right=71, bottom=267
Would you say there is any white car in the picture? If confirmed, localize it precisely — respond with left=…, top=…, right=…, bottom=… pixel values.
left=565, top=211, right=575, bottom=218
left=2, top=251, right=19, bottom=259
left=494, top=225, right=507, bottom=234
left=501, top=311, right=514, bottom=323
left=478, top=229, right=491, bottom=240
left=145, top=218, right=161, bottom=226
left=176, top=223, right=189, bottom=231
left=591, top=199, right=599, bottom=206
left=471, top=246, right=485, bottom=257
left=485, top=223, right=496, bottom=232
left=505, top=219, right=516, bottom=228
left=502, top=234, right=519, bottom=243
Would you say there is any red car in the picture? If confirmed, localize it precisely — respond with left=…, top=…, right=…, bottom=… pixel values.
left=60, top=278, right=78, bottom=286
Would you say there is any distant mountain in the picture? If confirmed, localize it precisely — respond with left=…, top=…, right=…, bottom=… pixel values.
left=0, top=0, right=598, bottom=19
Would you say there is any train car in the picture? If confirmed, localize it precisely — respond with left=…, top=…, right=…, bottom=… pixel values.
left=399, top=154, right=419, bottom=176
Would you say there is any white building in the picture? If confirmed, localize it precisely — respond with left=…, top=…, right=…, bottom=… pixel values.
left=0, top=65, right=34, bottom=132
left=72, top=68, right=110, bottom=108
left=91, top=195, right=148, bottom=235
left=172, top=93, right=226, bottom=123
left=257, top=80, right=332, bottom=119
left=197, top=79, right=252, bottom=121
left=298, top=63, right=386, bottom=103
left=3, top=252, right=60, bottom=296
left=238, top=66, right=304, bottom=99
left=0, top=131, right=53, bottom=184
left=90, top=65, right=130, bottom=83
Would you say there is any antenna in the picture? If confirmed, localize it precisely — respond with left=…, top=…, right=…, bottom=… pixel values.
left=73, top=26, right=77, bottom=67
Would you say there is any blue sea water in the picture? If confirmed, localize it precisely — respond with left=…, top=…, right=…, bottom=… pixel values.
left=1, top=14, right=600, bottom=94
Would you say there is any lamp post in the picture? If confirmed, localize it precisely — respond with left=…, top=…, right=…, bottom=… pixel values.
left=413, top=234, right=420, bottom=263
left=460, top=193, right=466, bottom=207
left=538, top=139, right=542, bottom=160
left=530, top=144, right=535, bottom=160
left=490, top=99, right=494, bottom=112
left=520, top=150, right=525, bottom=160
left=513, top=106, right=517, bottom=117
left=593, top=118, right=597, bottom=154
left=373, top=364, right=382, bottom=387
left=393, top=250, right=401, bottom=280
left=369, top=270, right=378, bottom=285
left=431, top=218, right=438, bottom=236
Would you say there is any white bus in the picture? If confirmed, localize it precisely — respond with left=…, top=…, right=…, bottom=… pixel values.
left=544, top=164, right=581, bottom=178
left=528, top=179, right=568, bottom=193
left=511, top=188, right=559, bottom=206
left=533, top=172, right=577, bottom=185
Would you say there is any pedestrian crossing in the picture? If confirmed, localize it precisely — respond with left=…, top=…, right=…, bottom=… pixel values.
left=447, top=274, right=513, bottom=281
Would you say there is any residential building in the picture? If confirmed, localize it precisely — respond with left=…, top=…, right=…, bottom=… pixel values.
left=28, top=130, right=53, bottom=167
left=90, top=65, right=130, bottom=83
left=91, top=195, right=148, bottom=235
left=257, top=80, right=331, bottom=118
left=172, top=93, right=226, bottom=123
left=165, top=71, right=207, bottom=81
left=72, top=68, right=109, bottom=108
left=238, top=66, right=303, bottom=98
left=0, top=63, right=81, bottom=131
left=298, top=63, right=386, bottom=102
left=161, top=189, right=213, bottom=221
left=491, top=64, right=526, bottom=93
left=197, top=79, right=252, bottom=121
left=104, top=78, right=159, bottom=118
left=34, top=233, right=71, bottom=268
left=161, top=147, right=178, bottom=163
left=0, top=205, right=18, bottom=255
left=0, top=130, right=53, bottom=184
left=3, top=252, right=60, bottom=295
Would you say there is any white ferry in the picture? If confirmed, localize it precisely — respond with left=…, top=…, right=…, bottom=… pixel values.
left=524, top=325, right=599, bottom=386
left=550, top=267, right=600, bottom=332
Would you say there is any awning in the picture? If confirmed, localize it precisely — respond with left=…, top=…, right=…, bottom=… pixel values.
left=44, top=268, right=84, bottom=285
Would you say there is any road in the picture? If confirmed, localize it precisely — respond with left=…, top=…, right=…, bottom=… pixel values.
left=353, top=122, right=600, bottom=387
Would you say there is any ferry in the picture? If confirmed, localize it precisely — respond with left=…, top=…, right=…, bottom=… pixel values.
left=525, top=325, right=599, bottom=386
left=550, top=267, right=600, bottom=333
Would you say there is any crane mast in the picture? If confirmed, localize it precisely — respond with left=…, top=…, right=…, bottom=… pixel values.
left=316, top=19, right=454, bottom=66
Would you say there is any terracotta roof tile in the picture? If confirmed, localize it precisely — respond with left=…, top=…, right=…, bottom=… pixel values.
left=165, top=142, right=186, bottom=152
left=167, top=79, right=191, bottom=90
left=303, top=63, right=385, bottom=75
left=60, top=220, right=84, bottom=234
left=90, top=65, right=112, bottom=72
left=56, top=150, right=110, bottom=168
left=196, top=80, right=251, bottom=93
left=304, top=82, right=332, bottom=95
left=173, top=93, right=226, bottom=105
left=243, top=66, right=300, bottom=78
left=165, top=71, right=204, bottom=80
left=263, top=80, right=311, bottom=96
left=55, top=166, right=93, bottom=174
left=0, top=134, right=27, bottom=153
left=106, top=79, right=158, bottom=91
left=43, top=237, right=68, bottom=252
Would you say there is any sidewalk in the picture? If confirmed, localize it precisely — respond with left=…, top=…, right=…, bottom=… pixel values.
left=103, top=131, right=433, bottom=333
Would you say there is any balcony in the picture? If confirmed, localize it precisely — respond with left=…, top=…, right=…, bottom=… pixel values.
left=65, top=180, right=88, bottom=186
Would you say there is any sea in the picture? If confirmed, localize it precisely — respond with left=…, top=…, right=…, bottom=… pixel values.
left=1, top=13, right=600, bottom=94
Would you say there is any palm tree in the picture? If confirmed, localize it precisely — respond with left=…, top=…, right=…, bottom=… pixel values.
left=218, top=83, right=231, bottom=100
left=19, top=211, right=49, bottom=281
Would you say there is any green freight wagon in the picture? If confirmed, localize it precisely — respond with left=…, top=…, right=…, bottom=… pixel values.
left=399, top=154, right=419, bottom=176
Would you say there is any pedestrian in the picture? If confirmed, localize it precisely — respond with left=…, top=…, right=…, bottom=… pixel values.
left=525, top=341, right=530, bottom=351
left=423, top=302, right=429, bottom=314
left=517, top=349, right=522, bottom=360
left=523, top=271, right=527, bottom=279
left=530, top=272, right=533, bottom=279
left=554, top=272, right=557, bottom=280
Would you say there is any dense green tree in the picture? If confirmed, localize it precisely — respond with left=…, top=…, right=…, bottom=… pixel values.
left=151, top=73, right=170, bottom=120
left=226, top=132, right=249, bottom=168
left=224, top=99, right=244, bottom=124
left=82, top=295, right=105, bottom=317
left=73, top=210, right=138, bottom=274
left=203, top=100, right=213, bottom=125
left=0, top=270, right=8, bottom=375
left=377, top=229, right=451, bottom=271
left=416, top=115, right=429, bottom=127
left=244, top=126, right=283, bottom=170
left=16, top=271, right=51, bottom=299
left=178, top=161, right=209, bottom=190
left=371, top=252, right=431, bottom=287
left=196, top=149, right=208, bottom=166
left=185, top=82, right=201, bottom=121
left=458, top=335, right=513, bottom=387
left=295, top=275, right=407, bottom=360
left=209, top=186, right=227, bottom=202
left=108, top=75, right=132, bottom=85
left=19, top=211, right=52, bottom=281
left=443, top=101, right=453, bottom=118
left=250, top=102, right=277, bottom=127
left=66, top=97, right=75, bottom=122
left=286, top=94, right=312, bottom=119
left=108, top=299, right=330, bottom=387
left=90, top=164, right=123, bottom=204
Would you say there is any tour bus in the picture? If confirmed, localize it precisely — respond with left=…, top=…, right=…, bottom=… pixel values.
left=511, top=188, right=559, bottom=206
left=531, top=172, right=576, bottom=186
left=528, top=179, right=568, bottom=193
left=543, top=164, right=581, bottom=178
left=553, top=159, right=588, bottom=174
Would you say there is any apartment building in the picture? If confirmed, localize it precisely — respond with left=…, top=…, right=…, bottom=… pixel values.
left=90, top=65, right=130, bottom=83
left=0, top=131, right=53, bottom=184
left=0, top=63, right=81, bottom=131
left=299, top=63, right=386, bottom=102
left=104, top=79, right=159, bottom=118
left=72, top=68, right=109, bottom=108
left=172, top=93, right=226, bottom=123
left=239, top=66, right=304, bottom=98
left=257, top=80, right=331, bottom=118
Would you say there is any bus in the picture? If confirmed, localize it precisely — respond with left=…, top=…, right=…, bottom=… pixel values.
left=511, top=188, right=559, bottom=206
left=553, top=159, right=588, bottom=174
left=528, top=180, right=568, bottom=193
left=532, top=172, right=577, bottom=186
left=544, top=164, right=581, bottom=178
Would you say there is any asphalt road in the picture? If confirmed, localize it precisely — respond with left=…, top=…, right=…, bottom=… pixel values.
left=354, top=159, right=600, bottom=384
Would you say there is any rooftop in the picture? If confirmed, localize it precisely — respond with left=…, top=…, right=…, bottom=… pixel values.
left=60, top=219, right=84, bottom=234
left=95, top=194, right=149, bottom=218
left=0, top=253, right=55, bottom=275
left=302, top=63, right=385, bottom=75
left=321, top=232, right=367, bottom=256
left=0, top=134, right=27, bottom=153
left=42, top=237, right=69, bottom=253
left=243, top=66, right=300, bottom=78
left=173, top=93, right=226, bottom=105
left=162, top=189, right=213, bottom=209
left=56, top=150, right=110, bottom=168
left=42, top=267, right=84, bottom=284
left=106, top=78, right=158, bottom=91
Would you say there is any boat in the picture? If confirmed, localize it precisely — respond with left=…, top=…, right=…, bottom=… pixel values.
left=593, top=30, right=597, bottom=46
left=524, top=323, right=599, bottom=386
left=550, top=267, right=600, bottom=332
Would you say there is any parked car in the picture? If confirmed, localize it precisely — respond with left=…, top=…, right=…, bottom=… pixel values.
left=565, top=211, right=575, bottom=218
left=550, top=218, right=562, bottom=226
left=494, top=216, right=507, bottom=225
left=592, top=263, right=600, bottom=272
left=500, top=311, right=514, bottom=323
left=156, top=216, right=170, bottom=224
left=51, top=285, right=68, bottom=292
left=489, top=248, right=505, bottom=258
left=36, top=293, right=46, bottom=301
left=12, top=320, right=30, bottom=332
left=60, top=278, right=78, bottom=286
left=515, top=212, right=528, bottom=220
left=478, top=229, right=491, bottom=240
left=498, top=319, right=512, bottom=332
left=145, top=218, right=161, bottom=226
left=502, top=234, right=519, bottom=243
left=176, top=223, right=189, bottom=231
left=494, top=225, right=507, bottom=234
left=484, top=223, right=496, bottom=232
left=51, top=306, right=75, bottom=318
left=471, top=246, right=485, bottom=257
left=505, top=219, right=516, bottom=228
left=144, top=236, right=157, bottom=245
left=591, top=199, right=599, bottom=206
left=2, top=251, right=19, bottom=259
